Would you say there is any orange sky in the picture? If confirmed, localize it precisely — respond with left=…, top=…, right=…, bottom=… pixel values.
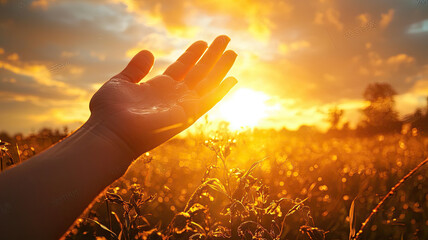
left=0, top=0, right=427, bottom=133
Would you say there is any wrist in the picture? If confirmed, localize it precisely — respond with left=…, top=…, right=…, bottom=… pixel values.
left=81, top=116, right=137, bottom=164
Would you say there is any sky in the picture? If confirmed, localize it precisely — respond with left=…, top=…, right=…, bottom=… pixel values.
left=0, top=0, right=427, bottom=133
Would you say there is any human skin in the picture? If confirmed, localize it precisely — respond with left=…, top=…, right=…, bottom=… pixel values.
left=0, top=35, right=237, bottom=240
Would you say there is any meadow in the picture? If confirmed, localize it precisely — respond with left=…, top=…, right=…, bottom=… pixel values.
left=1, top=124, right=427, bottom=240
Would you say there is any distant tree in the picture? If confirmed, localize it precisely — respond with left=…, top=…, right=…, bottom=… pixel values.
left=342, top=122, right=350, bottom=130
left=361, top=82, right=401, bottom=134
left=408, top=97, right=428, bottom=134
left=0, top=132, right=12, bottom=144
left=296, top=125, right=320, bottom=138
left=327, top=106, right=344, bottom=130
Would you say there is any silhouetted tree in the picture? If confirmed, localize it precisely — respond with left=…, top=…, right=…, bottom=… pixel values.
left=327, top=106, right=344, bottom=130
left=360, top=82, right=401, bottom=134
left=406, top=97, right=428, bottom=134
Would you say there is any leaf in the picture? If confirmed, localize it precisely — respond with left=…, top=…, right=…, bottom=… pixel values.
left=266, top=197, right=290, bottom=215
left=237, top=221, right=270, bottom=239
left=130, top=195, right=140, bottom=215
left=189, top=233, right=205, bottom=240
left=185, top=178, right=231, bottom=212
left=299, top=225, right=326, bottom=240
left=111, top=211, right=123, bottom=240
left=286, top=198, right=308, bottom=217
left=349, top=198, right=357, bottom=240
left=106, top=192, right=124, bottom=205
left=85, top=218, right=118, bottom=239
left=142, top=193, right=157, bottom=205
left=232, top=157, right=267, bottom=201
left=207, top=181, right=228, bottom=196
left=187, top=203, right=207, bottom=214
left=241, top=157, right=267, bottom=180
left=189, top=221, right=206, bottom=234
left=139, top=215, right=150, bottom=226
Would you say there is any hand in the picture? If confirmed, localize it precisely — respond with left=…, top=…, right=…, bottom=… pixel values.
left=87, top=35, right=237, bottom=159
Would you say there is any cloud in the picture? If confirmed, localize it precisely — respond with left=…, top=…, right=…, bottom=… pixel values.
left=61, top=51, right=79, bottom=58
left=380, top=9, right=395, bottom=29
left=6, top=53, right=19, bottom=61
left=387, top=54, right=414, bottom=65
left=411, top=80, right=428, bottom=95
left=325, top=8, right=344, bottom=31
left=278, top=40, right=311, bottom=55
left=407, top=19, right=428, bottom=34
left=110, top=0, right=292, bottom=41
left=89, top=51, right=106, bottom=61
left=357, top=13, right=370, bottom=25
left=31, top=0, right=57, bottom=10
left=1, top=0, right=428, bottom=133
left=126, top=32, right=176, bottom=59
left=0, top=60, right=87, bottom=97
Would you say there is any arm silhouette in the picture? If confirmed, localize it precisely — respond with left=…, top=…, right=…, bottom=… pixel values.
left=0, top=35, right=237, bottom=239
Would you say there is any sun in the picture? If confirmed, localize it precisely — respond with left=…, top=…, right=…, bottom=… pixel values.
left=217, top=88, right=271, bottom=130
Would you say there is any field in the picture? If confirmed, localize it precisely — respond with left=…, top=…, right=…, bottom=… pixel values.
left=1, top=125, right=428, bottom=240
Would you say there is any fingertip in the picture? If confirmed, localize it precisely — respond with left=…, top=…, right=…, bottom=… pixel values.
left=216, top=35, right=231, bottom=44
left=187, top=41, right=208, bottom=53
left=223, top=50, right=238, bottom=62
left=134, top=50, right=155, bottom=66
left=120, top=50, right=155, bottom=83
left=225, top=50, right=237, bottom=57
left=193, top=40, right=208, bottom=48
left=223, top=76, right=238, bottom=87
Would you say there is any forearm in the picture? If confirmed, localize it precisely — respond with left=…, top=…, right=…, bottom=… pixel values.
left=0, top=117, right=134, bottom=239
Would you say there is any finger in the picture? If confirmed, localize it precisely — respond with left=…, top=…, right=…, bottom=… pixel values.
left=195, top=50, right=237, bottom=95
left=197, top=77, right=237, bottom=117
left=184, top=35, right=230, bottom=88
left=117, top=50, right=154, bottom=83
left=163, top=41, right=208, bottom=81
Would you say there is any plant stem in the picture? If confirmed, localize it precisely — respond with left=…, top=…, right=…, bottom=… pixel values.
left=354, top=157, right=428, bottom=240
left=106, top=198, right=112, bottom=239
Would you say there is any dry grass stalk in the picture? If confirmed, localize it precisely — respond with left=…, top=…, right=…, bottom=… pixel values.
left=353, top=157, right=428, bottom=240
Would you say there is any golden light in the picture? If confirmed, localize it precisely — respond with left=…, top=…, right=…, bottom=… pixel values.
left=218, top=88, right=270, bottom=130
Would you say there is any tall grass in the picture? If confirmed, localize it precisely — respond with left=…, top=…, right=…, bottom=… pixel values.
left=2, top=126, right=427, bottom=239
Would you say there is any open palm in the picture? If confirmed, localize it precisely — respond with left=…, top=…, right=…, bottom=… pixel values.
left=88, top=36, right=237, bottom=158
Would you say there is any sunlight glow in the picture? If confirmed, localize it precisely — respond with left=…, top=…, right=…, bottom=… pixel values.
left=218, top=88, right=270, bottom=130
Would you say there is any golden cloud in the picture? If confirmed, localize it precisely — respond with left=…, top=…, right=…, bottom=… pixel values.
left=315, top=8, right=344, bottom=31
left=126, top=33, right=175, bottom=59
left=0, top=60, right=87, bottom=97
left=380, top=9, right=394, bottom=29
left=7, top=53, right=19, bottom=61
left=278, top=40, right=310, bottom=54
left=61, top=51, right=79, bottom=58
left=31, top=0, right=56, bottom=10
left=110, top=0, right=292, bottom=41
left=387, top=54, right=414, bottom=65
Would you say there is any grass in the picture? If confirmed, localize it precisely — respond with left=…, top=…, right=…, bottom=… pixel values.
left=352, top=157, right=428, bottom=240
left=1, top=125, right=427, bottom=239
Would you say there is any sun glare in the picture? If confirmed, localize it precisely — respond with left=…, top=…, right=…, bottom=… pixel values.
left=218, top=88, right=270, bottom=130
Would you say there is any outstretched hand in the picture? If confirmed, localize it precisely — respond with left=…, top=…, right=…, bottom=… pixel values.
left=88, top=35, right=237, bottom=159
left=0, top=35, right=237, bottom=240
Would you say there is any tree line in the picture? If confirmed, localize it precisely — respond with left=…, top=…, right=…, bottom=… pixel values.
left=327, top=82, right=428, bottom=136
